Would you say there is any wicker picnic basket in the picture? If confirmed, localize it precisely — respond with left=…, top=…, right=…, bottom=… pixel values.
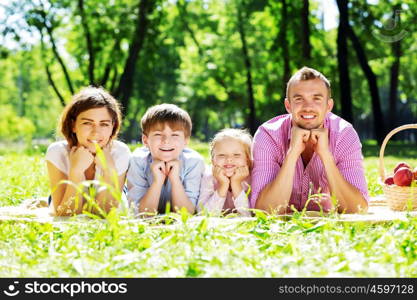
left=379, top=124, right=417, bottom=211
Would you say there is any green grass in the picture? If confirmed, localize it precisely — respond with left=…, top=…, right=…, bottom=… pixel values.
left=1, top=143, right=417, bottom=277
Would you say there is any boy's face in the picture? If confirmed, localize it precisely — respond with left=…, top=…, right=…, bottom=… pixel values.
left=142, top=123, right=189, bottom=162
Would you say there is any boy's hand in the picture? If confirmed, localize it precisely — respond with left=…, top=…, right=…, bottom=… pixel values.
left=230, top=166, right=249, bottom=186
left=166, top=159, right=181, bottom=182
left=150, top=159, right=167, bottom=184
left=69, top=146, right=94, bottom=173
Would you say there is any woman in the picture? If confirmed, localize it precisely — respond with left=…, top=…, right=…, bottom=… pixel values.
left=45, top=86, right=130, bottom=216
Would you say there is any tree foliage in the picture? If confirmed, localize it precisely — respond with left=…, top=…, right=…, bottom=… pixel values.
left=0, top=0, right=416, bottom=142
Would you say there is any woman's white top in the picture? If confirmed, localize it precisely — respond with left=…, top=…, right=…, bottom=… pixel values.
left=45, top=140, right=131, bottom=178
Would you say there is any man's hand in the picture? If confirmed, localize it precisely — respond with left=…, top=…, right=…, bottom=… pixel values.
left=310, top=128, right=330, bottom=158
left=69, top=146, right=95, bottom=173
left=308, top=193, right=335, bottom=212
left=150, top=159, right=167, bottom=184
left=289, top=124, right=311, bottom=156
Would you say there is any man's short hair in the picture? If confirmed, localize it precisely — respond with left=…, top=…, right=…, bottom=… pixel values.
left=286, top=66, right=331, bottom=98
left=141, top=103, right=192, bottom=138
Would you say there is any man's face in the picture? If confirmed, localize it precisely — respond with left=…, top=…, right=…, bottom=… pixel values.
left=142, top=123, right=189, bottom=162
left=284, top=78, right=333, bottom=130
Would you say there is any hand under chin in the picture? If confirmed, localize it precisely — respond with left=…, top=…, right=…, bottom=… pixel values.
left=224, top=170, right=235, bottom=177
left=158, top=157, right=175, bottom=163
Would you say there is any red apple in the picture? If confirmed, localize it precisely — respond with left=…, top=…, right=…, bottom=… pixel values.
left=384, top=176, right=394, bottom=185
left=393, top=167, right=413, bottom=186
left=394, top=162, right=411, bottom=173
left=413, top=167, right=417, bottom=180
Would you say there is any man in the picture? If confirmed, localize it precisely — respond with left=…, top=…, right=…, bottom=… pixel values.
left=251, top=67, right=368, bottom=214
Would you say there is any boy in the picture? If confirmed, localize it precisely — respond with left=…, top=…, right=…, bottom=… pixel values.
left=127, top=104, right=205, bottom=215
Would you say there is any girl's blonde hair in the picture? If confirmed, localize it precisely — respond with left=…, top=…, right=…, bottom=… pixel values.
left=210, top=128, right=253, bottom=169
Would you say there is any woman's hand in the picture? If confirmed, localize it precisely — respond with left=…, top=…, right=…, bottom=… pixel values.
left=94, top=143, right=116, bottom=171
left=69, top=146, right=95, bottom=173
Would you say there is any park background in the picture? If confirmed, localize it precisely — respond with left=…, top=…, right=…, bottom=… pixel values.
left=1, top=0, right=417, bottom=277
left=0, top=0, right=416, bottom=145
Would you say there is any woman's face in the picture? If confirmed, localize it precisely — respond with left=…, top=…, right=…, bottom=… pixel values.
left=72, top=107, right=114, bottom=153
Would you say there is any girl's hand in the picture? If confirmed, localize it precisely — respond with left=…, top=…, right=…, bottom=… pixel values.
left=213, top=165, right=230, bottom=186
left=69, top=146, right=95, bottom=173
left=230, top=166, right=249, bottom=185
left=213, top=165, right=229, bottom=198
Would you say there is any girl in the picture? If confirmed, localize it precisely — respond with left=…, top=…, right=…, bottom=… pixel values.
left=45, top=86, right=131, bottom=216
left=198, top=128, right=252, bottom=216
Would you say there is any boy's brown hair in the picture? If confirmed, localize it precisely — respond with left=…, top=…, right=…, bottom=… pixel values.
left=141, top=104, right=192, bottom=137
left=286, top=66, right=332, bottom=98
left=59, top=86, right=122, bottom=147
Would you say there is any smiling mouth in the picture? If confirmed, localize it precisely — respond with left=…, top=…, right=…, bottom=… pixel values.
left=159, top=148, right=175, bottom=152
left=223, top=165, right=236, bottom=169
left=88, top=139, right=102, bottom=144
left=300, top=114, right=316, bottom=120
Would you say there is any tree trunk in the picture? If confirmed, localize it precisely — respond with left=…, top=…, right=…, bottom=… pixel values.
left=78, top=0, right=95, bottom=85
left=177, top=0, right=229, bottom=92
left=280, top=0, right=290, bottom=98
left=113, top=0, right=155, bottom=116
left=336, top=0, right=353, bottom=124
left=301, top=0, right=311, bottom=64
left=40, top=34, right=66, bottom=106
left=237, top=3, right=256, bottom=135
left=42, top=18, right=75, bottom=95
left=347, top=25, right=385, bottom=145
left=388, top=6, right=401, bottom=132
left=100, top=38, right=121, bottom=86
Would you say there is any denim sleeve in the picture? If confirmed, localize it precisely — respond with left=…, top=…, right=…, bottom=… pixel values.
left=183, top=158, right=205, bottom=206
left=126, top=157, right=150, bottom=209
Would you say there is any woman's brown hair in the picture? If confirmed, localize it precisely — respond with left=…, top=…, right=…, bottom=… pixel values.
left=59, top=86, right=122, bottom=147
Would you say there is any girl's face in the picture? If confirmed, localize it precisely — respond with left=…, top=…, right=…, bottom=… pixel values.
left=212, top=138, right=249, bottom=177
left=72, top=107, right=114, bottom=153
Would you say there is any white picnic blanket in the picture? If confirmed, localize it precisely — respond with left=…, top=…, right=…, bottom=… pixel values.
left=0, top=195, right=416, bottom=224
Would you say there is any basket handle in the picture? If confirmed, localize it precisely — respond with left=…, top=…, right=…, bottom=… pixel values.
left=378, top=124, right=417, bottom=182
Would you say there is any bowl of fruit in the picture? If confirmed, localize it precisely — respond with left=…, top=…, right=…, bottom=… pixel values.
left=379, top=124, right=417, bottom=211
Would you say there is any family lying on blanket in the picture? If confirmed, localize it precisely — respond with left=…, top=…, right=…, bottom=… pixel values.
left=45, top=67, right=369, bottom=217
